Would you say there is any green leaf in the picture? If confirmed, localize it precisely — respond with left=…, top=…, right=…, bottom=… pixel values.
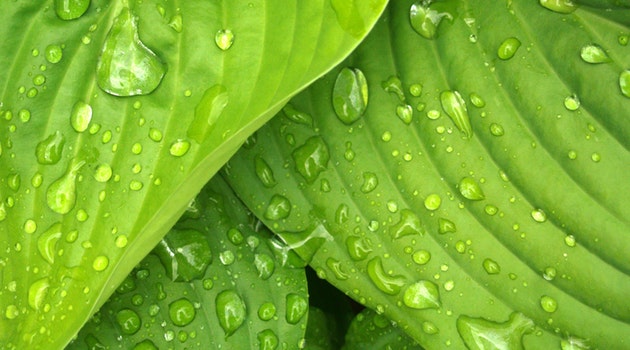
left=342, top=308, right=422, bottom=350
left=225, top=1, right=630, bottom=349
left=0, top=1, right=387, bottom=348
left=68, top=175, right=308, bottom=349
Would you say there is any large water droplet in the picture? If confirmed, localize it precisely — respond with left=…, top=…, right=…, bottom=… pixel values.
left=216, top=290, right=247, bottom=337
left=38, top=223, right=63, bottom=264
left=254, top=253, right=275, bottom=280
left=215, top=29, right=235, bottom=50
left=540, top=295, right=558, bottom=313
left=45, top=44, right=63, bottom=64
left=440, top=90, right=472, bottom=138
left=154, top=228, right=212, bottom=282
left=116, top=308, right=141, bottom=334
left=258, top=302, right=276, bottom=321
left=285, top=293, right=308, bottom=324
left=292, top=136, right=330, bottom=183
left=93, top=255, right=109, bottom=271
left=483, top=258, right=501, bottom=275
left=396, top=104, right=414, bottom=124
left=438, top=218, right=456, bottom=234
left=96, top=8, right=166, bottom=96
left=539, top=0, right=577, bottom=13
left=169, top=298, right=196, bottom=326
left=620, top=70, right=630, bottom=98
left=367, top=257, right=406, bottom=295
left=255, top=156, right=276, bottom=188
left=257, top=329, right=279, bottom=350
left=346, top=236, right=373, bottom=261
left=188, top=84, right=228, bottom=143
left=70, top=101, right=92, bottom=132
left=459, top=177, right=485, bottom=200
left=403, top=280, right=440, bottom=309
left=409, top=1, right=453, bottom=39
left=36, top=131, right=65, bottom=165
left=381, top=75, right=405, bottom=101
left=457, top=312, right=534, bottom=350
left=360, top=172, right=378, bottom=193
left=264, top=195, right=291, bottom=220
left=580, top=44, right=611, bottom=64
left=55, top=0, right=90, bottom=20
left=332, top=67, right=369, bottom=124
left=497, top=37, right=521, bottom=60
left=46, top=160, right=85, bottom=214
left=169, top=139, right=191, bottom=157
left=391, top=209, right=423, bottom=239
left=28, top=278, right=50, bottom=310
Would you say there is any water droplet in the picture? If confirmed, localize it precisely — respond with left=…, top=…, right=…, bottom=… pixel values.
left=497, top=37, right=521, bottom=60
left=360, top=172, right=378, bottom=193
left=438, top=218, right=456, bottom=234
left=422, top=321, right=439, bottom=335
left=47, top=160, right=85, bottom=214
left=424, top=193, right=441, bottom=211
left=396, top=104, right=414, bottom=124
left=154, top=228, right=212, bottom=282
left=563, top=94, right=580, bottom=111
left=540, top=295, right=558, bottom=313
left=116, top=309, right=141, bottom=334
left=215, top=29, right=235, bottom=50
left=457, top=312, right=535, bottom=350
left=92, top=163, right=112, bottom=182
left=489, top=123, right=504, bottom=136
left=412, top=250, right=431, bottom=265
left=285, top=293, right=308, bottom=324
left=543, top=267, right=557, bottom=281
left=168, top=14, right=183, bottom=33
left=580, top=44, right=610, bottom=64
left=149, top=128, right=163, bottom=142
left=484, top=204, right=498, bottom=216
left=0, top=203, right=7, bottom=222
left=409, top=83, right=423, bottom=97
left=264, top=195, right=291, bottom=220
left=70, top=101, right=92, bottom=132
left=469, top=93, right=485, bottom=108
left=332, top=67, right=369, bottom=124
left=561, top=337, right=589, bottom=350
left=216, top=290, right=246, bottom=337
left=440, top=90, right=472, bottom=138
left=409, top=1, right=453, bottom=39
left=97, top=8, right=166, bottom=96
left=188, top=84, right=228, bottom=143
left=539, top=0, right=577, bottom=13
left=403, top=280, right=440, bottom=309
left=36, top=131, right=65, bottom=165
left=28, top=278, right=50, bottom=310
left=258, top=302, right=276, bottom=321
left=619, top=34, right=629, bottom=46
left=329, top=0, right=369, bottom=38
left=591, top=152, right=601, bottom=162
left=45, top=44, right=63, bottom=63
left=129, top=180, right=143, bottom=191
left=531, top=209, right=547, bottom=223
left=255, top=156, right=276, bottom=188
left=292, top=136, right=330, bottom=183
left=33, top=74, right=46, bottom=86
left=619, top=70, right=630, bottom=98
left=37, top=223, right=63, bottom=264
left=7, top=173, right=20, bottom=191
left=367, top=257, right=406, bottom=295
left=564, top=234, right=576, bottom=247
left=482, top=258, right=501, bottom=274
left=55, top=0, right=90, bottom=20
left=93, top=255, right=109, bottom=271
left=391, top=209, right=423, bottom=239
left=19, top=109, right=31, bottom=122
left=115, top=235, right=128, bottom=248
left=257, top=329, right=279, bottom=350
left=5, top=305, right=19, bottom=320
left=169, top=139, right=190, bottom=157
left=459, top=177, right=485, bottom=200
left=254, top=253, right=275, bottom=280
left=381, top=76, right=405, bottom=101
left=346, top=236, right=373, bottom=261
left=169, top=298, right=196, bottom=326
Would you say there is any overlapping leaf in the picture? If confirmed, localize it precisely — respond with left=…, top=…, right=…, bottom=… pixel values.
left=0, top=0, right=387, bottom=348
left=225, top=1, right=630, bottom=349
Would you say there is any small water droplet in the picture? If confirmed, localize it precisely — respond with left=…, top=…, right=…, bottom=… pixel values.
left=438, top=218, right=456, bottom=234
left=580, top=44, right=611, bottom=64
left=531, top=209, right=547, bottom=223
left=70, top=101, right=92, bottom=132
left=332, top=67, right=369, bottom=124
left=149, top=128, right=163, bottom=142
left=619, top=34, right=629, bottom=46
left=168, top=14, right=183, bottom=33
left=154, top=228, right=212, bottom=282
left=540, top=295, right=558, bottom=313
left=367, top=257, right=406, bottom=295
left=116, top=309, right=141, bottom=334
left=285, top=293, right=308, bottom=324
left=7, top=173, right=20, bottom=191
left=5, top=305, right=19, bottom=320
left=391, top=209, right=423, bottom=239
left=169, top=139, right=191, bottom=157
left=96, top=8, right=166, bottom=96
left=55, top=0, right=90, bottom=20
left=45, top=44, right=63, bottom=63
left=129, top=180, right=143, bottom=191
left=482, top=258, right=501, bottom=274
left=543, top=267, right=557, bottom=281
left=92, top=255, right=109, bottom=271
left=403, top=280, right=440, bottom=309
left=255, top=156, right=277, bottom=188
left=469, top=93, right=485, bottom=108
left=169, top=298, right=196, bottom=326
left=412, top=250, right=431, bottom=265
left=539, top=0, right=577, bottom=13
left=484, top=204, right=498, bottom=216
left=409, top=83, right=423, bottom=97
left=459, top=177, right=485, bottom=200
left=292, top=136, right=330, bottom=183
left=424, top=193, right=441, bottom=211
left=409, top=1, right=453, bottom=39
left=441, top=90, right=472, bottom=138
left=258, top=302, right=276, bottom=321
left=36, top=131, right=65, bottom=165
left=188, top=84, right=228, bottom=143
left=264, top=195, right=291, bottom=220
left=37, top=223, right=63, bottom=264
left=591, top=152, right=601, bottom=162
left=619, top=70, right=630, bottom=98
left=457, top=312, right=535, bottom=350
left=360, top=172, right=378, bottom=193
left=489, top=123, right=504, bottom=136
left=216, top=290, right=246, bottom=337
left=564, top=234, right=576, bottom=247
left=254, top=253, right=275, bottom=280
left=47, top=160, right=85, bottom=214
left=215, top=29, right=235, bottom=50
left=396, top=104, right=414, bottom=125
left=257, top=329, right=279, bottom=350
left=497, top=37, right=521, bottom=60
left=28, top=278, right=50, bottom=310
left=346, top=236, right=373, bottom=261
left=563, top=94, right=580, bottom=111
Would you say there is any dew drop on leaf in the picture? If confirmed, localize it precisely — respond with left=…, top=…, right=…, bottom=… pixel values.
left=530, top=208, right=547, bottom=223
left=264, top=195, right=291, bottom=220
left=292, top=136, right=330, bottom=183
left=360, top=172, right=378, bottom=193
left=580, top=44, right=611, bottom=64
left=440, top=90, right=472, bottom=138
left=153, top=228, right=212, bottom=282
left=46, top=160, right=85, bottom=214
left=422, top=321, right=439, bottom=335
left=37, top=223, right=63, bottom=264
left=409, top=1, right=452, bottom=39
left=116, top=309, right=141, bottom=334
left=367, top=257, right=406, bottom=295
left=497, top=37, right=521, bottom=60
left=332, top=67, right=369, bottom=124
left=619, top=70, right=630, bottom=98
left=438, top=218, right=456, bottom=234
left=539, top=0, right=577, bottom=13
left=285, top=293, right=308, bottom=324
left=540, top=295, right=558, bottom=313
left=424, top=194, right=441, bottom=210
left=169, top=298, right=196, bottom=326
left=255, top=156, right=277, bottom=188
left=215, top=29, right=235, bottom=50
left=391, top=209, right=423, bottom=239
left=70, top=101, right=92, bottom=132
left=564, top=94, right=580, bottom=111
left=45, top=44, right=63, bottom=63
left=55, top=0, right=90, bottom=20
left=36, top=131, right=65, bottom=165
left=403, top=280, right=440, bottom=309
left=216, top=290, right=247, bottom=337
left=482, top=258, right=501, bottom=274
left=168, top=14, right=183, bottom=33
left=92, top=255, right=109, bottom=271
left=169, top=139, right=191, bottom=157
left=188, top=84, right=228, bottom=143
left=96, top=8, right=166, bottom=97
left=458, top=177, right=485, bottom=200
left=381, top=75, right=405, bottom=101
left=346, top=236, right=372, bottom=261
left=28, top=278, right=50, bottom=310
left=254, top=253, right=275, bottom=280
left=257, top=329, right=279, bottom=350
left=457, top=312, right=534, bottom=350
left=257, top=302, right=276, bottom=321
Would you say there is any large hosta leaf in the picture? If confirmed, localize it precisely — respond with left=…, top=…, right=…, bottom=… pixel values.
left=225, top=1, right=630, bottom=349
left=69, top=175, right=308, bottom=349
left=0, top=1, right=387, bottom=348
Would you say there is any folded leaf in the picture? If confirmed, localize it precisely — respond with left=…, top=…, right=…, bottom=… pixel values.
left=0, top=0, right=387, bottom=348
left=225, top=1, right=630, bottom=349
left=68, top=175, right=308, bottom=349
